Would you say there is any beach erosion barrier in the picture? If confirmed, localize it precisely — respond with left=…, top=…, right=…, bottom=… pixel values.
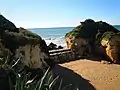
left=49, top=49, right=79, bottom=63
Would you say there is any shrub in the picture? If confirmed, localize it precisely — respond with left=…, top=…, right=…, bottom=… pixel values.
left=13, top=67, right=77, bottom=90
left=0, top=57, right=78, bottom=90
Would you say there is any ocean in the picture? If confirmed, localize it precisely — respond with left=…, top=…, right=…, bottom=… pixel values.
left=29, top=27, right=74, bottom=47
left=29, top=25, right=120, bottom=47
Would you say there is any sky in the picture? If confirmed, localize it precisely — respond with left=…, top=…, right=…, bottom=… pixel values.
left=0, top=0, right=120, bottom=28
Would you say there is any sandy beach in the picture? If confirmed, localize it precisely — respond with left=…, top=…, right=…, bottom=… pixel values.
left=52, top=59, right=120, bottom=90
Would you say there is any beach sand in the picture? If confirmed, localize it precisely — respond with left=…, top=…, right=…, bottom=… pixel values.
left=52, top=59, right=120, bottom=90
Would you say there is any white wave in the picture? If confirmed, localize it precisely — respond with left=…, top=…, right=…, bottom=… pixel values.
left=43, top=36, right=66, bottom=47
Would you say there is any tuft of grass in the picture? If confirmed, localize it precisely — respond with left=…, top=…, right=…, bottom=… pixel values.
left=13, top=67, right=78, bottom=90
left=0, top=57, right=78, bottom=90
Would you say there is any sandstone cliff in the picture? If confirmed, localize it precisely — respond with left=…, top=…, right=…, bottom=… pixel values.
left=65, top=19, right=120, bottom=63
left=0, top=15, right=52, bottom=69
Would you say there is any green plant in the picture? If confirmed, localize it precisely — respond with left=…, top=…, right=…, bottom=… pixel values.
left=0, top=56, right=78, bottom=90
left=13, top=67, right=78, bottom=90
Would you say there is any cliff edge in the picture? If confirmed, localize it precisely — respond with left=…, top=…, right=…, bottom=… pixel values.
left=0, top=15, right=52, bottom=69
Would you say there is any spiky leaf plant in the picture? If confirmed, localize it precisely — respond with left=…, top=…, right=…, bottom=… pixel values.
left=13, top=67, right=78, bottom=90
left=0, top=56, right=78, bottom=90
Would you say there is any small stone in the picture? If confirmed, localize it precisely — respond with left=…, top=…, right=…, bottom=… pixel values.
left=101, top=60, right=111, bottom=64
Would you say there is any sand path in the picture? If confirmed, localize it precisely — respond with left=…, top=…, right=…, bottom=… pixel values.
left=52, top=59, right=120, bottom=90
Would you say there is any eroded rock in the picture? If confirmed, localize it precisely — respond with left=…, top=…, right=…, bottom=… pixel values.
left=0, top=15, right=53, bottom=69
left=66, top=36, right=91, bottom=57
left=48, top=42, right=57, bottom=50
left=101, top=32, right=120, bottom=63
left=15, top=44, right=48, bottom=68
left=65, top=19, right=120, bottom=63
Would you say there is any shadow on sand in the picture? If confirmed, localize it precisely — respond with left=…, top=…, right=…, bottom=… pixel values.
left=52, top=65, right=96, bottom=90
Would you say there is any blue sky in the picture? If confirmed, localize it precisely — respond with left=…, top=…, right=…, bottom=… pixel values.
left=0, top=0, right=120, bottom=28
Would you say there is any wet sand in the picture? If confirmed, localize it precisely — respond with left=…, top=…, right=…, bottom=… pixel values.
left=52, top=59, right=120, bottom=90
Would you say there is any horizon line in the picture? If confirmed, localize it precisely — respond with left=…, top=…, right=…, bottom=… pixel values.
left=28, top=24, right=120, bottom=29
left=28, top=26, right=75, bottom=29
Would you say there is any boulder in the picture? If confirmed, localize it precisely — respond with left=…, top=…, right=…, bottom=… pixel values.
left=58, top=45, right=63, bottom=49
left=0, top=15, right=53, bottom=69
left=48, top=42, right=64, bottom=50
left=65, top=19, right=120, bottom=63
left=48, top=42, right=57, bottom=50
left=101, top=32, right=120, bottom=63
left=66, top=36, right=92, bottom=58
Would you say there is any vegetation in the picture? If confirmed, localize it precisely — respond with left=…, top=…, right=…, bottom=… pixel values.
left=19, top=27, right=41, bottom=39
left=65, top=19, right=120, bottom=61
left=99, top=31, right=120, bottom=43
left=65, top=19, right=97, bottom=39
left=0, top=14, right=17, bottom=32
left=0, top=13, right=78, bottom=90
left=14, top=68, right=76, bottom=90
left=0, top=15, right=49, bottom=65
left=0, top=56, right=78, bottom=90
left=65, top=19, right=119, bottom=40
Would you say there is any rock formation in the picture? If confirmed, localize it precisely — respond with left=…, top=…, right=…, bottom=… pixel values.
left=101, top=32, right=120, bottom=63
left=48, top=42, right=64, bottom=50
left=0, top=15, right=53, bottom=69
left=65, top=19, right=120, bottom=63
left=48, top=42, right=57, bottom=50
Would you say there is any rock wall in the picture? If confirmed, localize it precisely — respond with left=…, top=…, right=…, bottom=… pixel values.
left=101, top=32, right=120, bottom=63
left=15, top=44, right=49, bottom=69
left=66, top=36, right=91, bottom=57
left=0, top=15, right=52, bottom=69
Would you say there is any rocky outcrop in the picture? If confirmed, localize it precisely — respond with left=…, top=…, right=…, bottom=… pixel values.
left=65, top=19, right=120, bottom=63
left=48, top=42, right=64, bottom=50
left=48, top=42, right=57, bottom=50
left=0, top=15, right=52, bottom=69
left=58, top=45, right=63, bottom=49
left=101, top=32, right=120, bottom=63
left=15, top=44, right=49, bottom=68
left=66, top=36, right=91, bottom=58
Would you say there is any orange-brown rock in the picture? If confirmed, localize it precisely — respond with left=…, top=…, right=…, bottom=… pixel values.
left=65, top=19, right=120, bottom=63
left=101, top=32, right=120, bottom=63
left=65, top=36, right=91, bottom=58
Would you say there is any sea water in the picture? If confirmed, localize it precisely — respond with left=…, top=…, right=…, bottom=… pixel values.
left=29, top=26, right=120, bottom=47
left=29, top=27, right=74, bottom=47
